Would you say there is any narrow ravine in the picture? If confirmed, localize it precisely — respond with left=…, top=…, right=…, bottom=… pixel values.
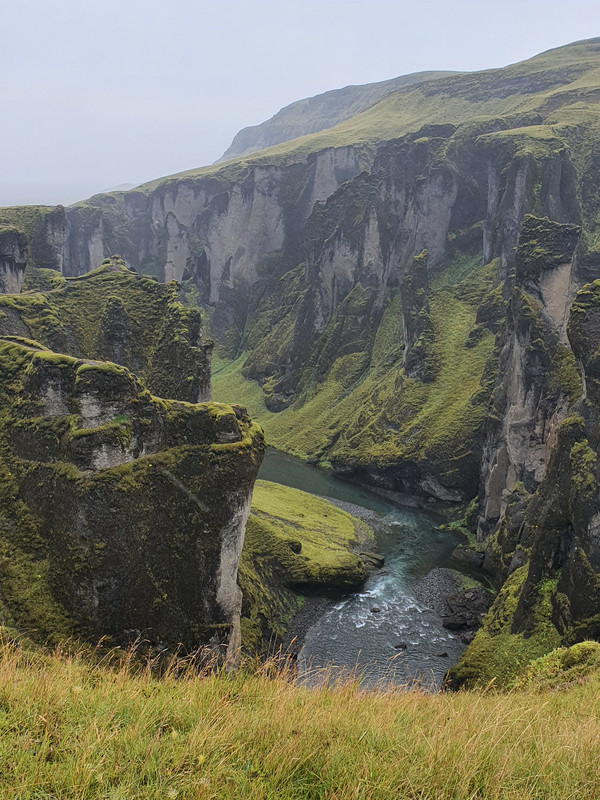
left=258, top=448, right=468, bottom=689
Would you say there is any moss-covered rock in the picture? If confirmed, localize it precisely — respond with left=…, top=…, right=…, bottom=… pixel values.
left=239, top=480, right=373, bottom=652
left=515, top=215, right=582, bottom=285
left=476, top=217, right=582, bottom=540
left=214, top=260, right=497, bottom=501
left=0, top=256, right=212, bottom=403
left=453, top=266, right=600, bottom=686
left=401, top=250, right=439, bottom=382
left=512, top=641, right=600, bottom=690
left=0, top=336, right=264, bottom=656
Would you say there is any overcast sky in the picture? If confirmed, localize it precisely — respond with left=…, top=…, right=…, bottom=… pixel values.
left=3, top=0, right=600, bottom=206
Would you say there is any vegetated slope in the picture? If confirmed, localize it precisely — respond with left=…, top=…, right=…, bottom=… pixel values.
left=218, top=70, right=457, bottom=161
left=0, top=256, right=212, bottom=402
left=213, top=257, right=497, bottom=501
left=136, top=36, right=600, bottom=185
left=2, top=638, right=600, bottom=799
left=241, top=480, right=373, bottom=651
left=0, top=258, right=372, bottom=654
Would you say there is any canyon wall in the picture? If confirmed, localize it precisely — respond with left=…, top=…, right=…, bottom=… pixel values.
left=0, top=259, right=264, bottom=655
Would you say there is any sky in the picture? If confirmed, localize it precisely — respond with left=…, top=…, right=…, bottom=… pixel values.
left=3, top=0, right=600, bottom=207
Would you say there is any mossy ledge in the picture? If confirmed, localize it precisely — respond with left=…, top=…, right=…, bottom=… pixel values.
left=240, top=480, right=374, bottom=652
left=0, top=256, right=212, bottom=404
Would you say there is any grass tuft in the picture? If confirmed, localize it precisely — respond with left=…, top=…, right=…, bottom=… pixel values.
left=1, top=634, right=600, bottom=798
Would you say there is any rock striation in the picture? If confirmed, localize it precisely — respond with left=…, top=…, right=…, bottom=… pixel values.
left=447, top=220, right=600, bottom=687
left=0, top=227, right=27, bottom=294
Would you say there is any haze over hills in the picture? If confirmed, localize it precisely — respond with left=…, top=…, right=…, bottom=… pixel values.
left=134, top=36, right=600, bottom=189
left=218, top=70, right=458, bottom=161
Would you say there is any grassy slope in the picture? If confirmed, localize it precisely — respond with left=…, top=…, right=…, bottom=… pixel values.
left=127, top=39, right=600, bottom=195
left=2, top=640, right=600, bottom=799
left=240, top=480, right=372, bottom=651
left=220, top=70, right=458, bottom=160
left=213, top=262, right=496, bottom=486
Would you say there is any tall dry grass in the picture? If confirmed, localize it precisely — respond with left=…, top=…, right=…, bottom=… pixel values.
left=0, top=637, right=599, bottom=799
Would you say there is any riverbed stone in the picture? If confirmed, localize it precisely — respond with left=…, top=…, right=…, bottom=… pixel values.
left=414, top=567, right=494, bottom=643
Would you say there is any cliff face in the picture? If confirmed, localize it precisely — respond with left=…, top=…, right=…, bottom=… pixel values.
left=476, top=216, right=582, bottom=540
left=0, top=257, right=212, bottom=404
left=0, top=228, right=27, bottom=293
left=0, top=259, right=264, bottom=655
left=4, top=45, right=595, bottom=504
left=447, top=222, right=600, bottom=688
left=8, top=116, right=573, bottom=501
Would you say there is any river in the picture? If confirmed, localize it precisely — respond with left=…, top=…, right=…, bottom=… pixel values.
left=258, top=448, right=468, bottom=689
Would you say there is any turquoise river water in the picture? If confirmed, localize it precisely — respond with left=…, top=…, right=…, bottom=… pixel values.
left=258, top=448, right=467, bottom=689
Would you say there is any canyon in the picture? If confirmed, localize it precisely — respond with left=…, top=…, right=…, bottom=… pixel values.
left=3, top=38, right=600, bottom=682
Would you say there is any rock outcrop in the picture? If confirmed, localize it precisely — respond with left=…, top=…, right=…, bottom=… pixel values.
left=0, top=258, right=264, bottom=657
left=0, top=256, right=213, bottom=403
left=447, top=224, right=600, bottom=688
left=476, top=216, right=582, bottom=540
left=0, top=227, right=27, bottom=294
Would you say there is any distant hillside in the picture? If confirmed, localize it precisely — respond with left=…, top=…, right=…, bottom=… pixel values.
left=130, top=36, right=600, bottom=192
left=218, top=71, right=457, bottom=161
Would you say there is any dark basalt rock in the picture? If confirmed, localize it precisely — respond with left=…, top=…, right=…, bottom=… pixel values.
left=442, top=588, right=494, bottom=637
left=452, top=543, right=485, bottom=568
left=414, top=567, right=493, bottom=645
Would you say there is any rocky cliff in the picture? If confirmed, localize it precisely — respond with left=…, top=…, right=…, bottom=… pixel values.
left=0, top=258, right=264, bottom=657
left=0, top=256, right=212, bottom=404
left=0, top=227, right=27, bottom=294
left=445, top=212, right=600, bottom=688
left=8, top=41, right=599, bottom=504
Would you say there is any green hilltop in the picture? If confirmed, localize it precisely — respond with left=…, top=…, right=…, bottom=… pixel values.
left=130, top=37, right=600, bottom=194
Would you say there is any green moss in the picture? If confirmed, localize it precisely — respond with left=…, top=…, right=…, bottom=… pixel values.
left=549, top=343, right=583, bottom=403
left=239, top=480, right=373, bottom=652
left=447, top=566, right=561, bottom=688
left=0, top=322, right=264, bottom=651
left=514, top=215, right=581, bottom=280
left=570, top=439, right=597, bottom=498
left=513, top=641, right=600, bottom=690
left=430, top=252, right=483, bottom=290
left=213, top=261, right=495, bottom=495
left=0, top=259, right=211, bottom=404
left=22, top=267, right=67, bottom=292
left=0, top=545, right=75, bottom=642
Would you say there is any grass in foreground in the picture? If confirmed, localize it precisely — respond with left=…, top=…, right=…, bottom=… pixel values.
left=1, top=639, right=600, bottom=799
